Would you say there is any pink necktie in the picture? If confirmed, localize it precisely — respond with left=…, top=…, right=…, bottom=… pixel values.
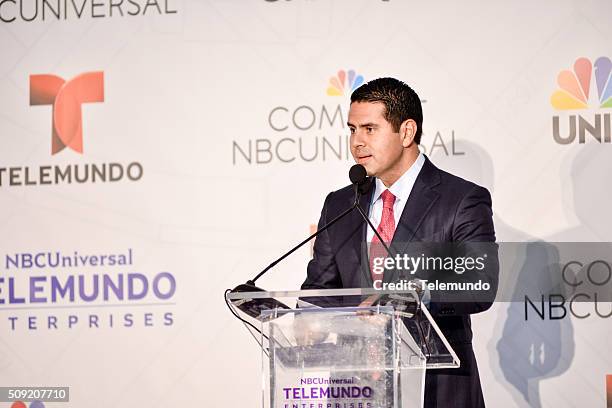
left=370, top=189, right=396, bottom=282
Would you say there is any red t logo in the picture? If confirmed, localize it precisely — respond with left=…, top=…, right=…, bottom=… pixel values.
left=30, top=72, right=104, bottom=155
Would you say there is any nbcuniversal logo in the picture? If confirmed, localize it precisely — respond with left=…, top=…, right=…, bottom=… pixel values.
left=232, top=69, right=365, bottom=165
left=551, top=56, right=612, bottom=145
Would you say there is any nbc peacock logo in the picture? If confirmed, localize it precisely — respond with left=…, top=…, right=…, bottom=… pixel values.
left=326, top=69, right=364, bottom=96
left=551, top=57, right=612, bottom=109
left=551, top=57, right=612, bottom=145
left=10, top=402, right=44, bottom=408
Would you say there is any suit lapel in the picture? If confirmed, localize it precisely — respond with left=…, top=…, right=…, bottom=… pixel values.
left=384, top=157, right=441, bottom=283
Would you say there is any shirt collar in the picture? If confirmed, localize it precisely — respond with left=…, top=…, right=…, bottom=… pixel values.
left=372, top=152, right=425, bottom=204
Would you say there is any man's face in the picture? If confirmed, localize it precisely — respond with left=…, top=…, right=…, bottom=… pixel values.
left=348, top=101, right=405, bottom=181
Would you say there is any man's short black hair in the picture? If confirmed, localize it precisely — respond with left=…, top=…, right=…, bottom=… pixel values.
left=350, top=77, right=423, bottom=144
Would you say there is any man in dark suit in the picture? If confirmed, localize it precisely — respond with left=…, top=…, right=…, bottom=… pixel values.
left=302, top=78, right=498, bottom=407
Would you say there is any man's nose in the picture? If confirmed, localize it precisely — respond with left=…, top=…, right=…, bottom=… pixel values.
left=351, top=129, right=365, bottom=148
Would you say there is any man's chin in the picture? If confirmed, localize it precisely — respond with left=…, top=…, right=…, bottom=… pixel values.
left=363, top=164, right=377, bottom=177
left=364, top=167, right=377, bottom=177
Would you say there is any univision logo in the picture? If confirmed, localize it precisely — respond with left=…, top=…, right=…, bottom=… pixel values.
left=551, top=57, right=612, bottom=144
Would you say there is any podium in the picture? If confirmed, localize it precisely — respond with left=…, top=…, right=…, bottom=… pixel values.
left=226, top=288, right=459, bottom=408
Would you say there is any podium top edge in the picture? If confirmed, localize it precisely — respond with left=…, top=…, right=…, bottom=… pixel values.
left=226, top=288, right=419, bottom=300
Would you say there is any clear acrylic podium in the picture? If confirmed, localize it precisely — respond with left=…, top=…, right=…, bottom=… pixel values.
left=226, top=288, right=459, bottom=408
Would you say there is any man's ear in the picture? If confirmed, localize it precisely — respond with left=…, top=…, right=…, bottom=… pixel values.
left=400, top=119, right=417, bottom=147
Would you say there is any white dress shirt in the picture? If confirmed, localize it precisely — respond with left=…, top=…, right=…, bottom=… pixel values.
left=367, top=152, right=426, bottom=243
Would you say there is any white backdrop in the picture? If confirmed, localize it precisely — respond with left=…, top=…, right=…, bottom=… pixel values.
left=1, top=0, right=611, bottom=407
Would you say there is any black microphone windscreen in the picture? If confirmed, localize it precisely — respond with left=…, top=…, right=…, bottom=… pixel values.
left=349, top=164, right=367, bottom=185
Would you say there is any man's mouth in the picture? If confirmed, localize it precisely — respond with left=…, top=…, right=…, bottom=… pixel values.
left=357, top=155, right=372, bottom=163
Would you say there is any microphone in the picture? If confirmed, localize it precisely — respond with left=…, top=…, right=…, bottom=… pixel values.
left=349, top=163, right=367, bottom=184
left=350, top=165, right=392, bottom=257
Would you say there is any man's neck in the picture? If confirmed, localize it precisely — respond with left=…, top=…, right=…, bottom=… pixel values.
left=379, top=150, right=420, bottom=187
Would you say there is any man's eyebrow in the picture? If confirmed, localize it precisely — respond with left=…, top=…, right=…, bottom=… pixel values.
left=346, top=122, right=378, bottom=128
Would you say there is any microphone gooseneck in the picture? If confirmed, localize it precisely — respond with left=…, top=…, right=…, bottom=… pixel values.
left=232, top=165, right=371, bottom=293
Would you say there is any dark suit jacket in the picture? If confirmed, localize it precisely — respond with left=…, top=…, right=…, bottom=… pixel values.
left=302, top=156, right=498, bottom=408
